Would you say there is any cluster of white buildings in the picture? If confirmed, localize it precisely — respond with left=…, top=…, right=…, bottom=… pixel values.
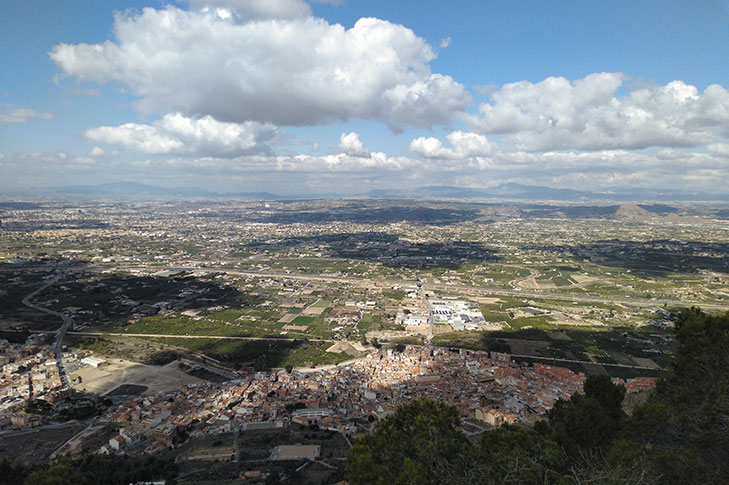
left=395, top=285, right=501, bottom=332
left=427, top=298, right=489, bottom=331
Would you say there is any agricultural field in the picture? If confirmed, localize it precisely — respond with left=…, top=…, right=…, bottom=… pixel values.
left=1, top=198, right=728, bottom=371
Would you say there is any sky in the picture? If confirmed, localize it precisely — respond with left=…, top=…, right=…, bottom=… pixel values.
left=1, top=0, right=729, bottom=195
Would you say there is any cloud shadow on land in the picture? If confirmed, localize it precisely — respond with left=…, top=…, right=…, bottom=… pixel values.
left=155, top=337, right=342, bottom=371
left=0, top=262, right=256, bottom=331
left=244, top=231, right=500, bottom=269
left=525, top=239, right=729, bottom=276
left=254, top=204, right=484, bottom=225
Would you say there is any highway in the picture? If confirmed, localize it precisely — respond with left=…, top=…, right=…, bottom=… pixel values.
left=22, top=269, right=73, bottom=389
left=102, top=264, right=729, bottom=311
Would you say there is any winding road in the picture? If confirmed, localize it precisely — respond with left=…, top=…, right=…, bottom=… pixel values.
left=22, top=269, right=73, bottom=389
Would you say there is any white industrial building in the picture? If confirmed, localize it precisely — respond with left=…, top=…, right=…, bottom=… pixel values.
left=427, top=299, right=487, bottom=331
left=81, top=356, right=106, bottom=368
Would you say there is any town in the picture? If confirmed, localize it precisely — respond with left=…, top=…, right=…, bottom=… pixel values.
left=1, top=339, right=656, bottom=461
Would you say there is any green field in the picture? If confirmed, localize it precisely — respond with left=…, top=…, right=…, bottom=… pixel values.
left=151, top=337, right=350, bottom=369
left=291, top=315, right=316, bottom=325
left=123, top=314, right=270, bottom=338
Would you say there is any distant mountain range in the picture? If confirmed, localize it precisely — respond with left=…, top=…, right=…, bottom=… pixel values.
left=45, top=182, right=279, bottom=200
left=6, top=181, right=727, bottom=202
left=365, top=183, right=729, bottom=202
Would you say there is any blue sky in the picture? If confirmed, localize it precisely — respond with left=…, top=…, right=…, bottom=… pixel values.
left=2, top=0, right=729, bottom=194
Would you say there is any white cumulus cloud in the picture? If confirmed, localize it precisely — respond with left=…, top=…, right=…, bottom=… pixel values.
left=409, top=131, right=491, bottom=159
left=337, top=132, right=370, bottom=157
left=409, top=136, right=454, bottom=159
left=84, top=113, right=276, bottom=157
left=50, top=6, right=470, bottom=131
left=467, top=73, right=729, bottom=151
